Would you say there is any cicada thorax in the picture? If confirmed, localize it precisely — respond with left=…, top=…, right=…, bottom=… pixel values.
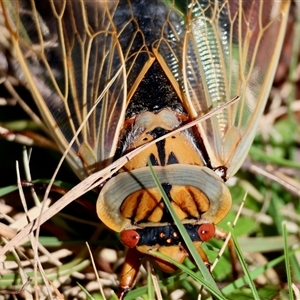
left=96, top=59, right=232, bottom=274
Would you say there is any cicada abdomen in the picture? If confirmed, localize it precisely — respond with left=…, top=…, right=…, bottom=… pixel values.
left=1, top=0, right=290, bottom=297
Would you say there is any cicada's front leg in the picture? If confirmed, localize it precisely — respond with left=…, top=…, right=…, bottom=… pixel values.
left=0, top=125, right=58, bottom=150
left=118, top=248, right=144, bottom=300
left=214, top=227, right=239, bottom=279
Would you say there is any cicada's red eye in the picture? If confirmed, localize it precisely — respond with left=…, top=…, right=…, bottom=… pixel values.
left=198, top=223, right=215, bottom=242
left=120, top=230, right=140, bottom=248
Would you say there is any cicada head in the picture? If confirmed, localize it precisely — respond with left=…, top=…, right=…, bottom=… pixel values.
left=96, top=109, right=232, bottom=286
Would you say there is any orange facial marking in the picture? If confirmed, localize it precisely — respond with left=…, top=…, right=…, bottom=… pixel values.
left=122, top=110, right=205, bottom=172
left=171, top=186, right=199, bottom=218
left=123, top=138, right=156, bottom=171
left=170, top=185, right=210, bottom=218
left=163, top=133, right=204, bottom=165
left=120, top=188, right=162, bottom=222
left=159, top=232, right=165, bottom=239
left=170, top=201, right=189, bottom=220
left=154, top=246, right=188, bottom=273
left=147, top=202, right=165, bottom=223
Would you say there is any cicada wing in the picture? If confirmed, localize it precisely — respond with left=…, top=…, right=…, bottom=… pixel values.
left=155, top=0, right=290, bottom=178
left=2, top=0, right=290, bottom=181
left=1, top=0, right=127, bottom=179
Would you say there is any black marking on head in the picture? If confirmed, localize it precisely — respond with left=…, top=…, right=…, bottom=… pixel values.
left=156, top=139, right=166, bottom=166
left=136, top=223, right=202, bottom=246
left=148, top=128, right=170, bottom=166
left=167, top=151, right=179, bottom=164
left=149, top=127, right=169, bottom=139
left=149, top=153, right=159, bottom=166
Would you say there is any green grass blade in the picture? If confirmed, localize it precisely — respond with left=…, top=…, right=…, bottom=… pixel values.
left=149, top=250, right=226, bottom=300
left=221, top=246, right=300, bottom=296
left=147, top=267, right=155, bottom=300
left=228, top=223, right=260, bottom=300
left=283, top=222, right=294, bottom=300
left=249, top=147, right=300, bottom=169
left=147, top=159, right=224, bottom=298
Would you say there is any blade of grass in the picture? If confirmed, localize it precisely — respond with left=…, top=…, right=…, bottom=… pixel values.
left=227, top=222, right=260, bottom=300
left=238, top=235, right=299, bottom=253
left=220, top=245, right=300, bottom=296
left=283, top=222, right=294, bottom=300
left=147, top=159, right=224, bottom=299
left=149, top=250, right=226, bottom=300
left=127, top=245, right=300, bottom=300
left=125, top=273, right=190, bottom=300
left=0, top=258, right=90, bottom=287
left=290, top=254, right=300, bottom=284
left=77, top=282, right=97, bottom=300
left=249, top=147, right=300, bottom=169
left=147, top=263, right=155, bottom=300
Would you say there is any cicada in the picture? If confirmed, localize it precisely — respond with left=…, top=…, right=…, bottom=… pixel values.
left=0, top=0, right=290, bottom=297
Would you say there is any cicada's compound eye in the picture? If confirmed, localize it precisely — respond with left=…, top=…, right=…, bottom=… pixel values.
left=198, top=223, right=215, bottom=242
left=120, top=229, right=140, bottom=248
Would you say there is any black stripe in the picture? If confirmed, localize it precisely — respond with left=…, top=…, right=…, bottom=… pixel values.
left=156, top=139, right=166, bottom=166
left=149, top=153, right=159, bottom=166
left=167, top=151, right=179, bottom=164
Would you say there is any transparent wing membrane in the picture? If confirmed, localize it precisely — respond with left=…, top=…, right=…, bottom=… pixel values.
left=2, top=1, right=128, bottom=178
left=1, top=0, right=289, bottom=179
left=154, top=0, right=290, bottom=177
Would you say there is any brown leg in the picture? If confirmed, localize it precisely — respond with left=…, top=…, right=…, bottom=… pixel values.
left=214, top=227, right=239, bottom=279
left=20, top=180, right=96, bottom=212
left=0, top=128, right=58, bottom=150
left=118, top=247, right=144, bottom=300
left=194, top=241, right=211, bottom=269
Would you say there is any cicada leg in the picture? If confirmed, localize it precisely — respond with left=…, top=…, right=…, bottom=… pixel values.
left=0, top=125, right=58, bottom=150
left=194, top=242, right=211, bottom=269
left=20, top=181, right=96, bottom=212
left=214, top=227, right=239, bottom=279
left=118, top=248, right=144, bottom=300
